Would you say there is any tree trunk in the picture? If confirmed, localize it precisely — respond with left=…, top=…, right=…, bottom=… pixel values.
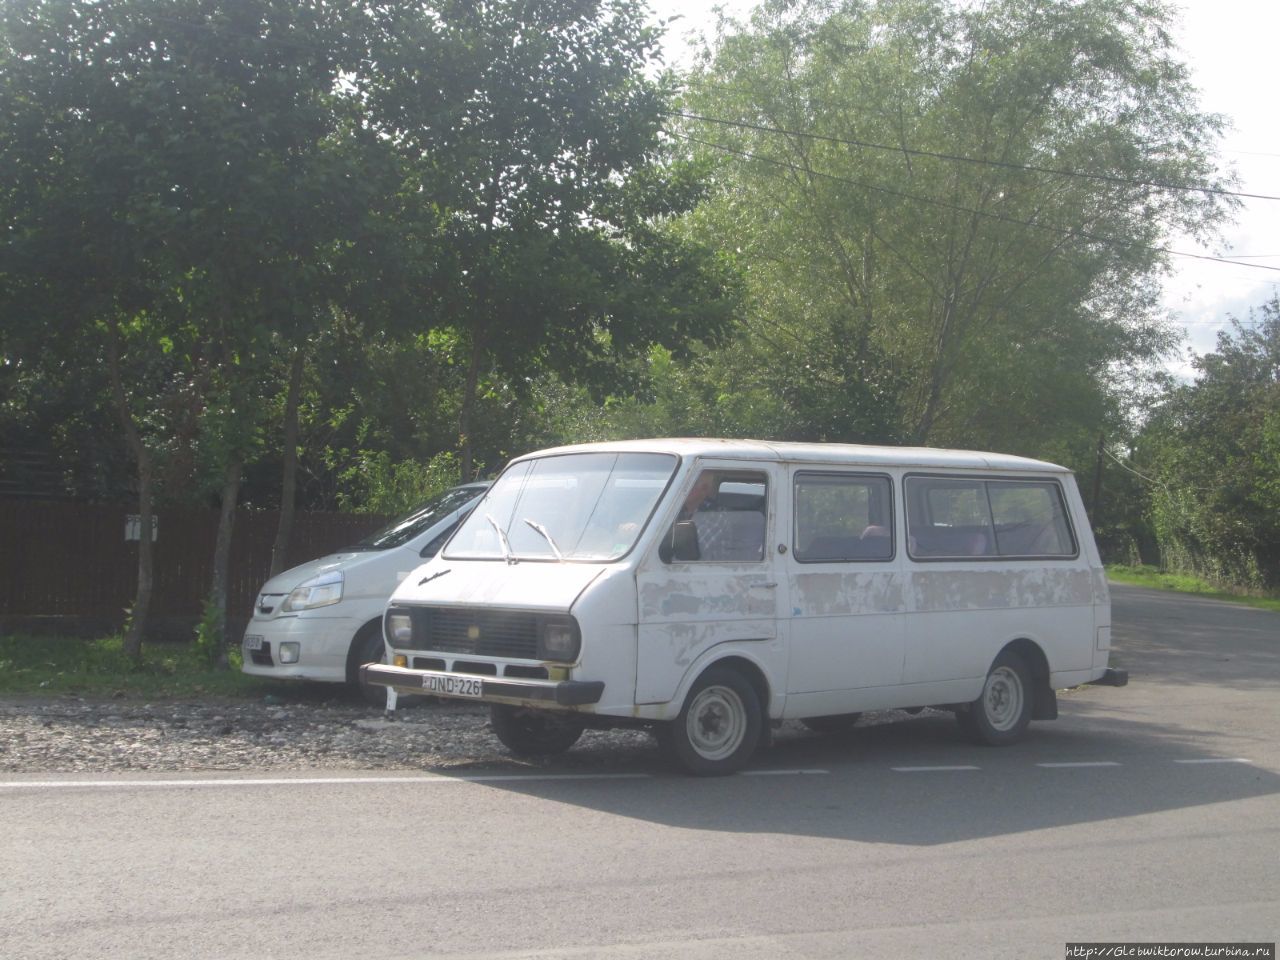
left=105, top=323, right=153, bottom=663
left=269, top=347, right=305, bottom=578
left=458, top=333, right=484, bottom=481
left=210, top=459, right=243, bottom=670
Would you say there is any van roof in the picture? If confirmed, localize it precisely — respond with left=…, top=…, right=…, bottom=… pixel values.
left=513, top=439, right=1071, bottom=474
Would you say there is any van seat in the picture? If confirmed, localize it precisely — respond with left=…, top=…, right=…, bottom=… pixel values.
left=694, top=509, right=766, bottom=561
left=910, top=526, right=994, bottom=558
left=796, top=533, right=891, bottom=561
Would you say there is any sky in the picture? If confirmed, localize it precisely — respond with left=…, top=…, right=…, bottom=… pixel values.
left=645, top=0, right=1280, bottom=378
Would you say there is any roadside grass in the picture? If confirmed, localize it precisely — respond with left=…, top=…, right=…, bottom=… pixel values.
left=1106, top=564, right=1280, bottom=613
left=0, top=633, right=297, bottom=699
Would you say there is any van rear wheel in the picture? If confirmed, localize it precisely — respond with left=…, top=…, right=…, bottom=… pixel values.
left=661, top=666, right=763, bottom=776
left=490, top=705, right=585, bottom=756
left=957, top=650, right=1032, bottom=745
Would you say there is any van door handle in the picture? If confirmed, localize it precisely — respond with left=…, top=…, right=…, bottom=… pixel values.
left=755, top=582, right=778, bottom=589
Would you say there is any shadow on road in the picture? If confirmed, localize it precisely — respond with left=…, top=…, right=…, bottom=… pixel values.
left=416, top=700, right=1279, bottom=848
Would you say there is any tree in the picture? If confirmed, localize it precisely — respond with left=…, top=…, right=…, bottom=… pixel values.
left=361, top=0, right=740, bottom=478
left=1, top=0, right=392, bottom=656
left=1136, top=299, right=1280, bottom=589
left=676, top=0, right=1232, bottom=458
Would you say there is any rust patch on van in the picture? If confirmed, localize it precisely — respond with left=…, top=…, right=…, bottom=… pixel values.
left=792, top=573, right=905, bottom=617
left=639, top=575, right=776, bottom=620
left=910, top=568, right=1094, bottom=611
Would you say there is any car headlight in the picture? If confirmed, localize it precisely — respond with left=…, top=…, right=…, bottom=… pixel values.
left=282, top=570, right=344, bottom=612
left=537, top=617, right=580, bottom=662
left=385, top=607, right=416, bottom=648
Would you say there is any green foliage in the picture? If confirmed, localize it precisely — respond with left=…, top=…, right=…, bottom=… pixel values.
left=192, top=596, right=225, bottom=667
left=0, top=634, right=261, bottom=698
left=1106, top=565, right=1280, bottom=610
left=1136, top=298, right=1280, bottom=589
left=358, top=0, right=740, bottom=473
left=332, top=450, right=467, bottom=517
left=673, top=0, right=1229, bottom=453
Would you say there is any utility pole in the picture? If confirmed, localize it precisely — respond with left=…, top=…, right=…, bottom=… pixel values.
left=1091, top=432, right=1105, bottom=515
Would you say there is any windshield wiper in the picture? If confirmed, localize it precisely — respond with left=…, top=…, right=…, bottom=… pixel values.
left=486, top=513, right=516, bottom=564
left=523, top=518, right=564, bottom=561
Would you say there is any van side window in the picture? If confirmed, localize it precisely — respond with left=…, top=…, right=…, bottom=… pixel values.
left=662, top=471, right=767, bottom=563
left=987, top=481, right=1077, bottom=557
left=906, top=476, right=1077, bottom=559
left=907, top=477, right=994, bottom=558
left=793, top=473, right=893, bottom=562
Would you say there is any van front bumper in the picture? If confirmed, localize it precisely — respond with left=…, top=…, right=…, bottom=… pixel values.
left=359, top=663, right=605, bottom=707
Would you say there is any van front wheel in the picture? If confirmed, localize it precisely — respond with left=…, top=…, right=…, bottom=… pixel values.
left=661, top=666, right=763, bottom=776
left=957, top=650, right=1032, bottom=746
left=490, top=705, right=585, bottom=756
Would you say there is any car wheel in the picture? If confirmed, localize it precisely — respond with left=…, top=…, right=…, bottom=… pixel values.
left=957, top=649, right=1033, bottom=745
left=489, top=705, right=585, bottom=756
left=661, top=665, right=763, bottom=776
left=351, top=624, right=389, bottom=708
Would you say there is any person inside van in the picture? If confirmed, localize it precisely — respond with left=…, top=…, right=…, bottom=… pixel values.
left=679, top=471, right=720, bottom=520
left=665, top=471, right=767, bottom=563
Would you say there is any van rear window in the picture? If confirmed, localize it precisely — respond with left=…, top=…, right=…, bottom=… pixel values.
left=905, top=476, right=1076, bottom=560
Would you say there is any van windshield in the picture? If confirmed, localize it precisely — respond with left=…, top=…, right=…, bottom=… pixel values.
left=444, top=452, right=677, bottom=562
left=355, top=485, right=487, bottom=551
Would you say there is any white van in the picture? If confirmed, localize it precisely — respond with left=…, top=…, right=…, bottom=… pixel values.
left=241, top=482, right=488, bottom=703
left=364, top=441, right=1123, bottom=773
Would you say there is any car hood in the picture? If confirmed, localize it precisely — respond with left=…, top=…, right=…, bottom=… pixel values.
left=258, top=553, right=370, bottom=595
left=391, top=560, right=607, bottom=614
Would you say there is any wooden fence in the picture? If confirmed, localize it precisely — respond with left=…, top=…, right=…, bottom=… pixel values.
left=0, top=501, right=389, bottom=638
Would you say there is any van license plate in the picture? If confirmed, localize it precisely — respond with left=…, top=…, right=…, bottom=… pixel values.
left=244, top=635, right=264, bottom=651
left=423, top=675, right=483, bottom=698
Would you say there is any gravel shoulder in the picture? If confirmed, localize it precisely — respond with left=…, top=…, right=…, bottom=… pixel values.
left=0, top=693, right=953, bottom=775
left=0, top=694, right=659, bottom=774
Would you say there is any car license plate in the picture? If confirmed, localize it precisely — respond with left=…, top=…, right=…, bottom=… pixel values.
left=244, top=635, right=264, bottom=651
left=422, top=675, right=483, bottom=698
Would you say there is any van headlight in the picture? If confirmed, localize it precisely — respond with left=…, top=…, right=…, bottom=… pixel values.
left=385, top=607, right=416, bottom=648
left=538, top=617, right=580, bottom=662
left=282, top=570, right=344, bottom=612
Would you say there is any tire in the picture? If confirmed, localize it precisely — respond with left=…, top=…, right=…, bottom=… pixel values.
left=661, top=665, right=764, bottom=776
left=800, top=713, right=861, bottom=734
left=490, top=705, right=585, bottom=756
left=350, top=624, right=390, bottom=708
left=957, top=649, right=1033, bottom=745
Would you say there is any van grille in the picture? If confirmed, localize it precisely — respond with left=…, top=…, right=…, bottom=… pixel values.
left=412, top=606, right=539, bottom=659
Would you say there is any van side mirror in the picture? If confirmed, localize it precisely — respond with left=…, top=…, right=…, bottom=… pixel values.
left=668, top=520, right=700, bottom=562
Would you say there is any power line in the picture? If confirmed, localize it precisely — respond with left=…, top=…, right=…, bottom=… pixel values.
left=663, top=109, right=1279, bottom=203
left=667, top=130, right=1280, bottom=275
left=1103, top=448, right=1168, bottom=488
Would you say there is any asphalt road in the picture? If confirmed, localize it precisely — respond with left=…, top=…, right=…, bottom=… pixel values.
left=3, top=584, right=1277, bottom=960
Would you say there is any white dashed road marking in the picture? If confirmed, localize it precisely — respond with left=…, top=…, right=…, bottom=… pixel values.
left=0, top=759, right=1258, bottom=791
left=1036, top=761, right=1122, bottom=768
left=1175, top=758, right=1253, bottom=765
left=0, top=773, right=654, bottom=791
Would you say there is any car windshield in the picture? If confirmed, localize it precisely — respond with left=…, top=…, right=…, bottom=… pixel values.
left=444, top=452, right=677, bottom=562
left=355, top=485, right=487, bottom=551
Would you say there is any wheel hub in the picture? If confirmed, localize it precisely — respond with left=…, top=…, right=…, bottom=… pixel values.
left=687, top=685, right=746, bottom=760
left=984, top=666, right=1023, bottom=731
